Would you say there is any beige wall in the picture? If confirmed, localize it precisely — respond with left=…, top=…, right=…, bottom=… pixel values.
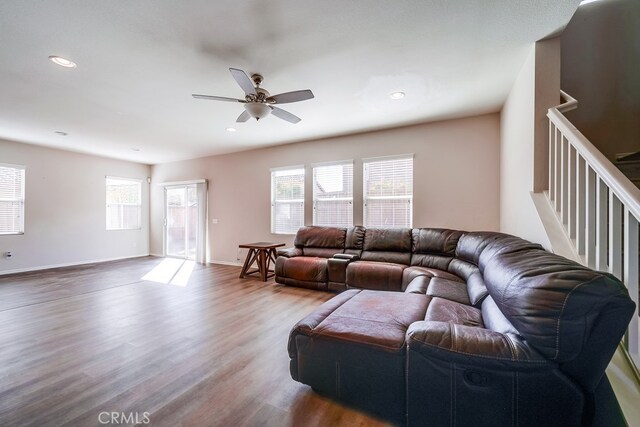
left=151, top=114, right=501, bottom=264
left=561, top=0, right=640, bottom=162
left=0, top=139, right=151, bottom=274
left=500, top=45, right=552, bottom=248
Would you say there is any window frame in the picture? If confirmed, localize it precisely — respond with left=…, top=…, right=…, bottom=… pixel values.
left=105, top=176, right=142, bottom=231
left=0, top=163, right=26, bottom=235
left=363, top=154, right=414, bottom=229
left=270, top=166, right=305, bottom=235
left=312, top=160, right=354, bottom=228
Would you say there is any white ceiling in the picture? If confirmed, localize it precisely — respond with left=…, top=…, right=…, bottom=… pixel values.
left=0, top=1, right=581, bottom=165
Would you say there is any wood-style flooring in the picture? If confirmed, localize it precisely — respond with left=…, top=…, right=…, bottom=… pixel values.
left=0, top=257, right=390, bottom=427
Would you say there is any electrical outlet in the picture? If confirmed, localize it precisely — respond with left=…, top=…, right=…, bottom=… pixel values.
left=4, top=251, right=13, bottom=260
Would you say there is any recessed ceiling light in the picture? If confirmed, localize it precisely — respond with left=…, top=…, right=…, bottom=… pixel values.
left=48, top=55, right=77, bottom=68
left=226, top=127, right=237, bottom=132
left=131, top=148, right=140, bottom=152
left=54, top=131, right=68, bottom=136
left=390, top=91, right=405, bottom=100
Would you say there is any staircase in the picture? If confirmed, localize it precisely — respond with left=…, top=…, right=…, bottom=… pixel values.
left=544, top=91, right=640, bottom=398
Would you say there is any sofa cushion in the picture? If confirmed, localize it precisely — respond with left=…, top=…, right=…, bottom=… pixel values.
left=425, top=277, right=471, bottom=306
left=402, top=266, right=463, bottom=287
left=277, top=256, right=328, bottom=283
left=404, top=276, right=471, bottom=306
left=424, top=297, right=483, bottom=328
left=360, top=228, right=412, bottom=265
left=345, top=225, right=366, bottom=256
left=346, top=261, right=405, bottom=291
left=409, top=228, right=460, bottom=274
left=412, top=228, right=462, bottom=255
left=448, top=259, right=489, bottom=306
left=294, top=226, right=346, bottom=258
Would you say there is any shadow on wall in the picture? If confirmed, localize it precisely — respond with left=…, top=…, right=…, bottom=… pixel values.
left=561, top=0, right=640, bottom=163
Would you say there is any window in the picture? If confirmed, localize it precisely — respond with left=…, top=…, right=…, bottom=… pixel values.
left=363, top=155, right=413, bottom=228
left=0, top=164, right=25, bottom=235
left=313, top=162, right=353, bottom=227
left=106, top=176, right=142, bottom=230
left=271, top=167, right=304, bottom=234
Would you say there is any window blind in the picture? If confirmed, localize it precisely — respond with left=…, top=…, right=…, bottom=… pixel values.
left=363, top=156, right=413, bottom=228
left=0, top=164, right=25, bottom=234
left=313, top=162, right=353, bottom=227
left=106, top=177, right=142, bottom=230
left=271, top=168, right=304, bottom=234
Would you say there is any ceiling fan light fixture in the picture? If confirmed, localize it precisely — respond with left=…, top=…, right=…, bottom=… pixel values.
left=244, top=102, right=271, bottom=121
left=48, top=55, right=77, bottom=68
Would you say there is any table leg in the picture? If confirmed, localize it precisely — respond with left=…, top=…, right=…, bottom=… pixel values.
left=239, top=248, right=257, bottom=278
left=259, top=249, right=268, bottom=281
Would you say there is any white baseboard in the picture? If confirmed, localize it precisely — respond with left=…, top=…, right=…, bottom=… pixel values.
left=0, top=253, right=151, bottom=276
left=149, top=253, right=164, bottom=257
left=209, top=260, right=242, bottom=267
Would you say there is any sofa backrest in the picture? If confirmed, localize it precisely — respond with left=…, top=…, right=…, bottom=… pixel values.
left=482, top=246, right=635, bottom=391
left=410, top=228, right=462, bottom=271
left=294, top=226, right=346, bottom=258
left=345, top=226, right=366, bottom=256
left=360, top=228, right=412, bottom=265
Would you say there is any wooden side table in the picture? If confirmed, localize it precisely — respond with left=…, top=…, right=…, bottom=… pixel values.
left=238, top=242, right=285, bottom=281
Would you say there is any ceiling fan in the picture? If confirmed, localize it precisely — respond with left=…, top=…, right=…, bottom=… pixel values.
left=192, top=68, right=314, bottom=124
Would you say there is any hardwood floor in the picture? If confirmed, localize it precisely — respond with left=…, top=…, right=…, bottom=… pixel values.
left=0, top=257, right=390, bottom=427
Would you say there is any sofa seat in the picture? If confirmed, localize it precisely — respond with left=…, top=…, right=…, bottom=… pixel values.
left=288, top=289, right=429, bottom=421
left=405, top=276, right=472, bottom=306
left=402, top=265, right=463, bottom=286
left=345, top=261, right=406, bottom=291
left=275, top=256, right=329, bottom=290
left=424, top=297, right=483, bottom=327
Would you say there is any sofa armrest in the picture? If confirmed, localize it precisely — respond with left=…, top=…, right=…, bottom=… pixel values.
left=407, top=321, right=550, bottom=367
left=333, top=253, right=360, bottom=261
left=277, top=247, right=303, bottom=258
left=327, top=254, right=360, bottom=284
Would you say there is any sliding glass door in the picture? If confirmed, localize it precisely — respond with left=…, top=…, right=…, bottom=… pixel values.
left=165, top=185, right=198, bottom=259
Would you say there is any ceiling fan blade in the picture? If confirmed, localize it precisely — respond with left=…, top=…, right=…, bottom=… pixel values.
left=267, top=89, right=314, bottom=104
left=192, top=94, right=245, bottom=103
left=236, top=110, right=251, bottom=123
left=229, top=68, right=257, bottom=96
left=270, top=106, right=301, bottom=124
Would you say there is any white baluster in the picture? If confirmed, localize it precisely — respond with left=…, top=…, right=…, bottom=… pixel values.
left=568, top=145, right=576, bottom=239
left=596, top=178, right=608, bottom=271
left=585, top=166, right=597, bottom=268
left=609, top=191, right=622, bottom=278
left=549, top=121, right=555, bottom=201
left=561, top=136, right=569, bottom=227
left=623, top=209, right=639, bottom=358
left=576, top=154, right=586, bottom=256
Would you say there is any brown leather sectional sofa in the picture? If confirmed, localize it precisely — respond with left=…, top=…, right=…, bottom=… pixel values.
left=276, top=226, right=635, bottom=426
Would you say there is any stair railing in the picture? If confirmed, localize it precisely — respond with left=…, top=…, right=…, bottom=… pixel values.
left=547, top=90, right=640, bottom=378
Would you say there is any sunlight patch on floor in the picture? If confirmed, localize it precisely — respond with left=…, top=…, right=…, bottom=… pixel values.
left=142, top=258, right=195, bottom=287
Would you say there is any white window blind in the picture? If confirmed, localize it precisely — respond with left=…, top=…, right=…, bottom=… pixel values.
left=313, top=162, right=353, bottom=227
left=106, top=177, right=142, bottom=230
left=363, top=156, right=413, bottom=228
left=0, top=164, right=25, bottom=235
left=271, top=167, right=305, bottom=234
